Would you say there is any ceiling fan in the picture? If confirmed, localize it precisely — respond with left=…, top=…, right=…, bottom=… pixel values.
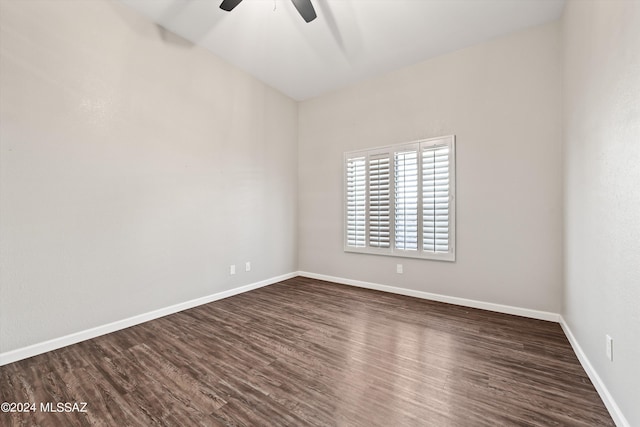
left=219, top=0, right=317, bottom=23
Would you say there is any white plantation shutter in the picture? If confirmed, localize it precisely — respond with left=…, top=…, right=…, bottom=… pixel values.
left=368, top=155, right=391, bottom=248
left=394, top=149, right=419, bottom=251
left=346, top=156, right=366, bottom=247
left=344, top=136, right=455, bottom=261
left=422, top=144, right=450, bottom=253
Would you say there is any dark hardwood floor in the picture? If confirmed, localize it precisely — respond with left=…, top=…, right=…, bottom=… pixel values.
left=1, top=277, right=613, bottom=426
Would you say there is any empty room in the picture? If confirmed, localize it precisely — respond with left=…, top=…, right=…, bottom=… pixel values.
left=0, top=0, right=638, bottom=425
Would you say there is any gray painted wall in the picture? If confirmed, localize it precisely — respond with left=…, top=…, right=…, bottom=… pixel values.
left=298, top=22, right=563, bottom=313
left=0, top=0, right=298, bottom=353
left=562, top=1, right=640, bottom=425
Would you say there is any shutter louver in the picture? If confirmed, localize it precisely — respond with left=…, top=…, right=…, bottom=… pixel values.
left=422, top=145, right=450, bottom=253
left=394, top=150, right=418, bottom=251
left=368, top=155, right=390, bottom=248
left=346, top=157, right=366, bottom=247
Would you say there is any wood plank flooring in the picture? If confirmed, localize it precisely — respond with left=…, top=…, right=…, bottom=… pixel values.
left=1, top=277, right=614, bottom=426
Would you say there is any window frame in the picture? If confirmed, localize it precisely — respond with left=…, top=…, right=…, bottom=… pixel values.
left=343, top=135, right=456, bottom=262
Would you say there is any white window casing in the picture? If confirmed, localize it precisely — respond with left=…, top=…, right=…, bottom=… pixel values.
left=344, top=135, right=455, bottom=261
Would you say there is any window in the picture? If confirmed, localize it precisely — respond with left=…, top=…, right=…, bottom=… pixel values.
left=344, top=135, right=455, bottom=261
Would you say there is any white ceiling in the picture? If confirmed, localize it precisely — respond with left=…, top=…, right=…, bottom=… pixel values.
left=120, top=0, right=565, bottom=101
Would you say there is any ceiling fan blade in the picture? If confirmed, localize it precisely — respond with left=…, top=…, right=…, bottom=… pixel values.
left=220, top=0, right=243, bottom=12
left=291, top=0, right=317, bottom=23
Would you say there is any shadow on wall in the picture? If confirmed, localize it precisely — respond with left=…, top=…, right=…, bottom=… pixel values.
left=155, top=26, right=196, bottom=48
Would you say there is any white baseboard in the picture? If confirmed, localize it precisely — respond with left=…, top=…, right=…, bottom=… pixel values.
left=297, top=271, right=560, bottom=322
left=559, top=316, right=630, bottom=427
left=0, top=272, right=297, bottom=367
left=2, top=272, right=627, bottom=426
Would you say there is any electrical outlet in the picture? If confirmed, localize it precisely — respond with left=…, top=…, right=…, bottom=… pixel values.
left=245, top=261, right=251, bottom=272
left=230, top=264, right=236, bottom=275
left=606, top=335, right=613, bottom=361
left=396, top=264, right=403, bottom=274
